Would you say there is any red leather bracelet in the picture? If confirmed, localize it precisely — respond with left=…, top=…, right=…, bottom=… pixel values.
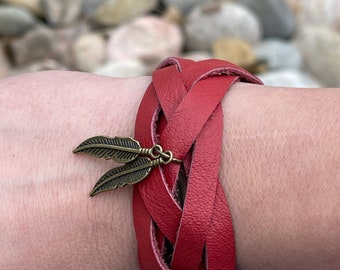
left=73, top=57, right=262, bottom=269
left=132, top=57, right=262, bottom=270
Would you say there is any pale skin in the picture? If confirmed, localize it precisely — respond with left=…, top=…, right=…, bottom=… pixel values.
left=0, top=71, right=339, bottom=270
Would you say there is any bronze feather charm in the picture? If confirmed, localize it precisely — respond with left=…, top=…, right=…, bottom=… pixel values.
left=73, top=136, right=181, bottom=196
left=90, top=157, right=155, bottom=196
left=73, top=136, right=148, bottom=163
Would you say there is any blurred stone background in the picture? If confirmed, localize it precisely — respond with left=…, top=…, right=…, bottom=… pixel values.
left=0, top=0, right=339, bottom=87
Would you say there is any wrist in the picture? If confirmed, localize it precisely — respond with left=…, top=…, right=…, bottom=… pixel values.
left=0, top=71, right=151, bottom=269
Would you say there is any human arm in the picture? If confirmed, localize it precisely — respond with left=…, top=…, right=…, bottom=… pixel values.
left=0, top=71, right=339, bottom=269
left=222, top=83, right=340, bottom=269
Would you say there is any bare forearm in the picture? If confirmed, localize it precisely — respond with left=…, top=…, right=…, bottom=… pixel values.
left=0, top=72, right=145, bottom=269
left=1, top=72, right=339, bottom=269
left=222, top=84, right=340, bottom=269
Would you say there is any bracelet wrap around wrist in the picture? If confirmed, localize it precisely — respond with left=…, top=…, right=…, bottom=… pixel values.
left=133, top=57, right=262, bottom=270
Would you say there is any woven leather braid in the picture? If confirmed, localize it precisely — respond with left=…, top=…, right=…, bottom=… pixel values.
left=133, top=57, right=262, bottom=270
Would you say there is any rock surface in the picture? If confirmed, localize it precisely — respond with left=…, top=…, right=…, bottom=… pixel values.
left=82, top=0, right=104, bottom=18
left=255, top=39, right=302, bottom=70
left=212, top=38, right=256, bottom=68
left=10, top=26, right=55, bottom=65
left=86, top=0, right=157, bottom=26
left=41, top=0, right=83, bottom=26
left=239, top=0, right=296, bottom=38
left=73, top=33, right=106, bottom=72
left=298, top=0, right=340, bottom=33
left=162, top=6, right=183, bottom=25
left=258, top=69, right=322, bottom=88
left=181, top=50, right=212, bottom=62
left=163, top=0, right=211, bottom=14
left=53, top=23, right=89, bottom=67
left=185, top=2, right=262, bottom=50
left=285, top=0, right=301, bottom=15
left=2, top=0, right=42, bottom=15
left=296, top=26, right=340, bottom=87
left=107, top=16, right=183, bottom=68
left=94, top=60, right=148, bottom=78
left=0, top=5, right=36, bottom=36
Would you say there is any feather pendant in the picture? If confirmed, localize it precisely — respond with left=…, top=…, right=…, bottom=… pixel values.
left=73, top=136, right=143, bottom=163
left=89, top=157, right=155, bottom=196
left=73, top=135, right=181, bottom=194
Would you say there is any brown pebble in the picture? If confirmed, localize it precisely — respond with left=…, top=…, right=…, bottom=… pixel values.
left=212, top=38, right=256, bottom=68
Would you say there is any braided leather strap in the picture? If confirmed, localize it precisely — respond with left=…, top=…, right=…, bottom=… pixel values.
left=133, top=58, right=262, bottom=270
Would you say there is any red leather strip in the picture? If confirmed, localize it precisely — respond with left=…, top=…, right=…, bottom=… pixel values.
left=133, top=58, right=262, bottom=270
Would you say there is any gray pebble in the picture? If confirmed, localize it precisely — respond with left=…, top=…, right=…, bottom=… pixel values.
left=163, top=0, right=212, bottom=14
left=296, top=25, right=340, bottom=87
left=258, top=69, right=322, bottom=88
left=82, top=0, right=105, bottom=18
left=239, top=0, right=296, bottom=38
left=298, top=0, right=340, bottom=33
left=10, top=26, right=56, bottom=65
left=185, top=2, right=262, bottom=50
left=85, top=0, right=157, bottom=27
left=255, top=39, right=303, bottom=70
left=0, top=5, right=36, bottom=36
left=2, top=0, right=43, bottom=15
left=41, top=0, right=83, bottom=26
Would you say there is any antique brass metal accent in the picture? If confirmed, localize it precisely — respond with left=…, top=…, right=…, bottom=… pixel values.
left=73, top=136, right=148, bottom=163
left=73, top=136, right=181, bottom=196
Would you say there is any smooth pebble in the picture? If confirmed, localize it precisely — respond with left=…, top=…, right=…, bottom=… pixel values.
left=0, top=5, right=36, bottom=36
left=185, top=2, right=262, bottom=50
left=107, top=16, right=183, bottom=68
